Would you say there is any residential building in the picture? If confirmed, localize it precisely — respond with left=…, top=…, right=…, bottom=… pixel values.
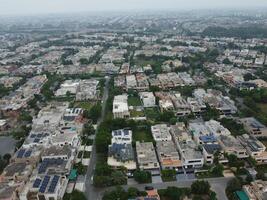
left=156, top=141, right=182, bottom=170
left=237, top=134, right=267, bottom=164
left=218, top=135, right=248, bottom=159
left=151, top=124, right=172, bottom=142
left=139, top=92, right=155, bottom=108
left=243, top=180, right=267, bottom=200
left=239, top=117, right=267, bottom=138
left=108, top=129, right=136, bottom=170
left=170, top=123, right=204, bottom=169
left=136, top=142, right=160, bottom=172
left=113, top=94, right=130, bottom=119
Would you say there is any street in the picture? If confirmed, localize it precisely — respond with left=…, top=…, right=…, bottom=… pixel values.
left=84, top=76, right=110, bottom=200
left=98, top=176, right=232, bottom=200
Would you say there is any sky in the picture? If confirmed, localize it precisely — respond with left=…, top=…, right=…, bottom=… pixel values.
left=1, top=0, right=267, bottom=16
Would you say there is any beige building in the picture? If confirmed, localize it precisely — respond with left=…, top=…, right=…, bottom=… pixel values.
left=243, top=180, right=267, bottom=200
left=136, top=142, right=160, bottom=172
left=156, top=141, right=182, bottom=170
left=112, top=94, right=130, bottom=119
left=239, top=117, right=267, bottom=138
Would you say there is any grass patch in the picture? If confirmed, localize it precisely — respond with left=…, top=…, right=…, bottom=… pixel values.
left=74, top=101, right=93, bottom=110
left=83, top=151, right=91, bottom=158
left=128, top=96, right=142, bottom=106
left=258, top=103, right=267, bottom=115
left=196, top=171, right=219, bottom=179
left=81, top=138, right=94, bottom=146
left=133, top=129, right=154, bottom=143
left=130, top=110, right=145, bottom=117
left=256, top=165, right=267, bottom=173
left=161, top=169, right=177, bottom=182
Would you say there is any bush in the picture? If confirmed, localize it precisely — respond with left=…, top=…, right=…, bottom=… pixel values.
left=63, top=190, right=86, bottom=200
left=158, top=187, right=191, bottom=200
left=133, top=170, right=152, bottom=183
left=161, top=169, right=177, bottom=182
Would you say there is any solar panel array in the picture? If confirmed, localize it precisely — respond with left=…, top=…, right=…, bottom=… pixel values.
left=38, top=158, right=64, bottom=174
left=39, top=175, right=50, bottom=193
left=24, top=150, right=32, bottom=157
left=17, top=149, right=26, bottom=158
left=33, top=178, right=42, bottom=188
left=17, top=149, right=32, bottom=158
left=48, top=175, right=60, bottom=193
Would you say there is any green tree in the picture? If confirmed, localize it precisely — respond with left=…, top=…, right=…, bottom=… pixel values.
left=111, top=171, right=127, bottom=185
left=88, top=103, right=102, bottom=123
left=191, top=180, right=211, bottom=195
left=246, top=174, right=253, bottom=183
left=127, top=187, right=139, bottom=198
left=63, top=190, right=86, bottom=200
left=211, top=164, right=224, bottom=176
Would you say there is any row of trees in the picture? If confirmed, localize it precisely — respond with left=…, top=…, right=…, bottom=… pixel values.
left=83, top=103, right=102, bottom=124
left=93, top=163, right=127, bottom=187
left=102, top=180, right=215, bottom=200
left=102, top=186, right=147, bottom=200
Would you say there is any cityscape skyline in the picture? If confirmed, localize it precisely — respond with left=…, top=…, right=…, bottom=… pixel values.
left=1, top=0, right=267, bottom=16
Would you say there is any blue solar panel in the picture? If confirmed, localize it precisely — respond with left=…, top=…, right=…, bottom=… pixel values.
left=30, top=134, right=36, bottom=138
left=33, top=138, right=40, bottom=143
left=33, top=178, right=42, bottom=188
left=38, top=160, right=48, bottom=174
left=48, top=175, right=60, bottom=193
left=17, top=149, right=25, bottom=158
left=39, top=176, right=50, bottom=193
left=24, top=150, right=32, bottom=157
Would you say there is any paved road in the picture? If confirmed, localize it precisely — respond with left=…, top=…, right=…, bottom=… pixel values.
left=101, top=177, right=231, bottom=200
left=84, top=76, right=110, bottom=200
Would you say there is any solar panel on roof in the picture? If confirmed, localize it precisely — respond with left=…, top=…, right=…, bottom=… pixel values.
left=33, top=178, right=42, bottom=188
left=48, top=175, right=60, bottom=193
left=39, top=176, right=50, bottom=193
left=33, top=138, right=40, bottom=143
left=24, top=150, right=32, bottom=157
left=17, top=149, right=25, bottom=158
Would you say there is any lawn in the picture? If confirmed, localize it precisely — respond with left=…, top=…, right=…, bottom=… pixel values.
left=74, top=101, right=93, bottom=110
left=83, top=151, right=91, bottom=159
left=81, top=138, right=94, bottom=146
left=133, top=129, right=154, bottom=143
left=128, top=96, right=142, bottom=106
left=161, top=169, right=177, bottom=182
left=196, top=171, right=220, bottom=179
left=130, top=110, right=145, bottom=117
left=257, top=103, right=267, bottom=115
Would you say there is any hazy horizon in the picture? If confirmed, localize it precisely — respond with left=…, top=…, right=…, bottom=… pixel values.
left=1, top=0, right=267, bottom=16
